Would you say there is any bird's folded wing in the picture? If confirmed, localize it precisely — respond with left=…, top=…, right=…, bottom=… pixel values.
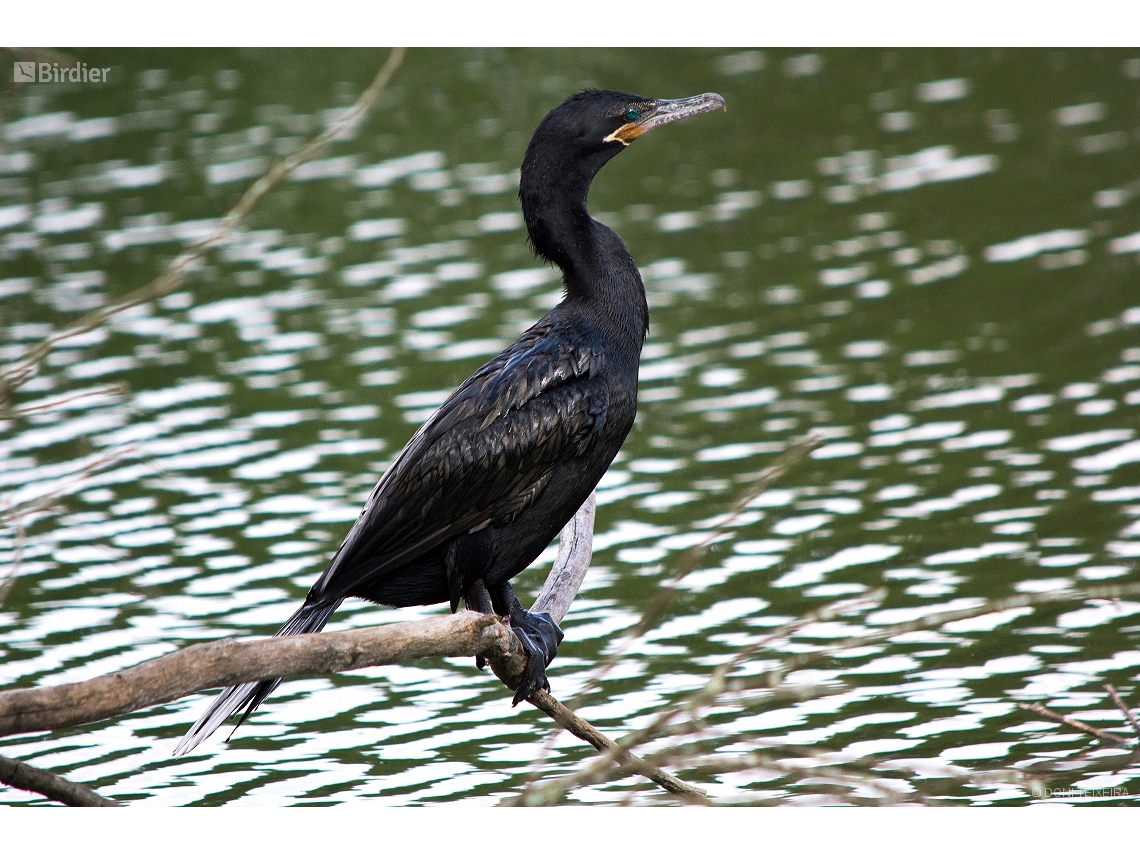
left=307, top=329, right=608, bottom=602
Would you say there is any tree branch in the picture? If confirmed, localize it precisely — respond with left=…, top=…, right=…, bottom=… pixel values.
left=510, top=690, right=710, bottom=805
left=0, top=48, right=406, bottom=407
left=0, top=493, right=705, bottom=804
left=532, top=492, right=595, bottom=622
left=1018, top=701, right=1133, bottom=748
left=492, top=492, right=708, bottom=803
left=1105, top=682, right=1140, bottom=741
left=0, top=611, right=514, bottom=738
left=0, top=755, right=119, bottom=807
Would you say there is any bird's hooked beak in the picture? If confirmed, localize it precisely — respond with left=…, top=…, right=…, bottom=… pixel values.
left=604, top=92, right=726, bottom=146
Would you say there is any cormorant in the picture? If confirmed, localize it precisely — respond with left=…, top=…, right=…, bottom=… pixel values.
left=175, top=88, right=725, bottom=755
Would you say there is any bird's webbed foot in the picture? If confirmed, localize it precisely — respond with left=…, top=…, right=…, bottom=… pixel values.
left=486, top=579, right=565, bottom=704
left=506, top=607, right=564, bottom=705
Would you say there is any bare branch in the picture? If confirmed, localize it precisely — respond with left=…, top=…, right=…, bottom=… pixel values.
left=519, top=690, right=709, bottom=805
left=0, top=444, right=137, bottom=526
left=491, top=494, right=707, bottom=803
left=0, top=48, right=406, bottom=407
left=1018, top=701, right=1133, bottom=748
left=631, top=433, right=822, bottom=638
left=738, top=581, right=1140, bottom=691
left=0, top=494, right=703, bottom=803
left=570, top=434, right=822, bottom=703
left=514, top=575, right=1140, bottom=805
left=0, top=612, right=513, bottom=738
left=1105, top=683, right=1140, bottom=741
left=0, top=754, right=119, bottom=807
left=532, top=492, right=595, bottom=622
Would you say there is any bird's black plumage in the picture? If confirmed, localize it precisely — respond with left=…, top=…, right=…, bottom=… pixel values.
left=176, top=88, right=725, bottom=755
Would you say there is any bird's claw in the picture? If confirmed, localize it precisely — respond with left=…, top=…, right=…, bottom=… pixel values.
left=508, top=609, right=564, bottom=705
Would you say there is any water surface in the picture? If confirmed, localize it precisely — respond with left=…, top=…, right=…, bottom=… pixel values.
left=2, top=48, right=1140, bottom=805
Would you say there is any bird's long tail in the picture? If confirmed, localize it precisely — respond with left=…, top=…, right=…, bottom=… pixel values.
left=173, top=598, right=343, bottom=756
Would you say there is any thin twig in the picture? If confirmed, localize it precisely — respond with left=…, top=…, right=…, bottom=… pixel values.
left=706, top=589, right=884, bottom=698
left=13, top=384, right=125, bottom=415
left=566, top=434, right=822, bottom=707
left=513, top=681, right=849, bottom=806
left=649, top=733, right=1031, bottom=797
left=630, top=433, right=823, bottom=638
left=738, top=582, right=1140, bottom=692
left=515, top=580, right=1140, bottom=804
left=511, top=437, right=830, bottom=800
left=1104, top=683, right=1140, bottom=741
left=0, top=518, right=24, bottom=609
left=650, top=748, right=917, bottom=805
left=0, top=754, right=119, bottom=806
left=520, top=690, right=709, bottom=805
left=0, top=445, right=136, bottom=526
left=509, top=546, right=869, bottom=808
left=506, top=691, right=709, bottom=806
left=0, top=48, right=406, bottom=407
left=1017, top=702, right=1132, bottom=748
left=494, top=497, right=706, bottom=803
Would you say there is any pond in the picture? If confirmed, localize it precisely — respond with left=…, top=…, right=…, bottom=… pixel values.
left=1, top=47, right=1139, bottom=805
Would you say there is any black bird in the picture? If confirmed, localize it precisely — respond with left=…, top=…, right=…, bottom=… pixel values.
left=175, top=88, right=725, bottom=755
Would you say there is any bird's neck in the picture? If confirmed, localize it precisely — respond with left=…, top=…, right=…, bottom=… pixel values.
left=519, top=161, right=594, bottom=271
left=521, top=173, right=649, bottom=349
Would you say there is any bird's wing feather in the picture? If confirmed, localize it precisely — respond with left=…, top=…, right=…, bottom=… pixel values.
left=307, top=325, right=608, bottom=602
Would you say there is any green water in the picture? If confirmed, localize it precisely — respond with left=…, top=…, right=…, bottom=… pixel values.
left=1, top=48, right=1139, bottom=805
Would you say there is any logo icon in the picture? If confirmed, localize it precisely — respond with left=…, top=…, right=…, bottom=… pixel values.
left=10, top=61, right=112, bottom=85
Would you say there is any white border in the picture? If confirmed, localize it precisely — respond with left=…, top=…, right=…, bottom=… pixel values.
left=4, top=1, right=1140, bottom=47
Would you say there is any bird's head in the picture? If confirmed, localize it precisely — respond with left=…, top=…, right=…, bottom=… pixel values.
left=522, top=89, right=726, bottom=192
left=531, top=89, right=726, bottom=159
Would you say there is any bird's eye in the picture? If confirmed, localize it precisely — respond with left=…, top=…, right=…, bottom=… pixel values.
left=625, top=107, right=641, bottom=121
